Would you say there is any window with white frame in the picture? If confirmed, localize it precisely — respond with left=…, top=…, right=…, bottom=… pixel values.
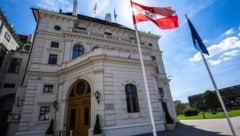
left=39, top=106, right=51, bottom=121
left=4, top=32, right=11, bottom=42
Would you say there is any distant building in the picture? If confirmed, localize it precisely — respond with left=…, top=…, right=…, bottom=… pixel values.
left=188, top=85, right=240, bottom=111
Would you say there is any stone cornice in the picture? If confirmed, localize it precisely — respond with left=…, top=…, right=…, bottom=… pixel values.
left=63, top=30, right=152, bottom=52
left=32, top=8, right=76, bottom=23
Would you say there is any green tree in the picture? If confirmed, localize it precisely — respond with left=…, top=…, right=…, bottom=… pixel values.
left=202, top=90, right=219, bottom=112
left=175, top=101, right=186, bottom=115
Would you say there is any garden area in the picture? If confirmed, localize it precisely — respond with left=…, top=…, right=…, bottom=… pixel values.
left=178, top=110, right=240, bottom=120
left=175, top=90, right=240, bottom=120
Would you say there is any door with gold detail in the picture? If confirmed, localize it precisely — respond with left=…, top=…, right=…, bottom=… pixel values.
left=67, top=80, right=91, bottom=136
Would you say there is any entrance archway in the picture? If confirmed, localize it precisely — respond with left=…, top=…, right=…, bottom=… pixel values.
left=66, top=79, right=91, bottom=136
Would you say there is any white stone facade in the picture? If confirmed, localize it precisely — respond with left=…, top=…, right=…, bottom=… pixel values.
left=16, top=8, right=176, bottom=136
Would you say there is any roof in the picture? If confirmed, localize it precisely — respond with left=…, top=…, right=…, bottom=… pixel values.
left=31, top=8, right=160, bottom=39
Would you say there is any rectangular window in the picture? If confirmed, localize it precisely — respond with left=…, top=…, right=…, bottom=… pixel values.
left=78, top=27, right=86, bottom=31
left=8, top=58, right=22, bottom=73
left=151, top=56, right=156, bottom=61
left=3, top=83, right=15, bottom=88
left=39, top=106, right=51, bottom=121
left=104, top=32, right=112, bottom=36
left=48, top=54, right=58, bottom=64
left=0, top=50, right=6, bottom=68
left=158, top=87, right=164, bottom=97
left=50, top=42, right=59, bottom=48
left=156, top=66, right=159, bottom=73
left=129, top=36, right=135, bottom=40
left=4, top=32, right=11, bottom=42
left=43, top=85, right=54, bottom=93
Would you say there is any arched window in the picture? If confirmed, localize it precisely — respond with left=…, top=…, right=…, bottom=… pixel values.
left=125, top=84, right=140, bottom=113
left=72, top=45, right=84, bottom=59
left=69, top=80, right=91, bottom=98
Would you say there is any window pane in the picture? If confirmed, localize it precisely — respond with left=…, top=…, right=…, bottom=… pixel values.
left=72, top=45, right=84, bottom=59
left=51, top=42, right=59, bottom=48
left=125, top=84, right=140, bottom=113
left=8, top=58, right=22, bottom=73
left=48, top=54, right=58, bottom=64
left=39, top=106, right=51, bottom=121
left=43, top=85, right=54, bottom=93
left=4, top=32, right=11, bottom=42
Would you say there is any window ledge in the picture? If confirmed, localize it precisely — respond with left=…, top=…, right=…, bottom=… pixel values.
left=46, top=48, right=62, bottom=52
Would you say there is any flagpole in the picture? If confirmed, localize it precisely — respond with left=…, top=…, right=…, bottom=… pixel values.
left=198, top=47, right=236, bottom=136
left=130, top=1, right=157, bottom=136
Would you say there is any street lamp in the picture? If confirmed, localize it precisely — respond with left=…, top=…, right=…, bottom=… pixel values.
left=95, top=91, right=101, bottom=104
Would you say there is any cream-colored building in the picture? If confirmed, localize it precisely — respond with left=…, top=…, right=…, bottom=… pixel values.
left=15, top=5, right=177, bottom=136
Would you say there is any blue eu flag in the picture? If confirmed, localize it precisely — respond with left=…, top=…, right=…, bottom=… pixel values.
left=186, top=15, right=209, bottom=55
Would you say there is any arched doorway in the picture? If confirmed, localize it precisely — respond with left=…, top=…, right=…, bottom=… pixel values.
left=66, top=79, right=91, bottom=136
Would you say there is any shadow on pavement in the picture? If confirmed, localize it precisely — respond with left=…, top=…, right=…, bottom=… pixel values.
left=136, top=123, right=228, bottom=136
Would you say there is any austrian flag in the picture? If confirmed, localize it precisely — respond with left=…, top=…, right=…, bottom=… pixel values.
left=131, top=1, right=179, bottom=29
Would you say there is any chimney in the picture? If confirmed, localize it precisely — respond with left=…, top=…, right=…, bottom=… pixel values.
left=105, top=13, right=111, bottom=22
left=73, top=0, right=78, bottom=16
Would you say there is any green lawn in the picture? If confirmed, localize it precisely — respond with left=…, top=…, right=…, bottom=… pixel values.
left=178, top=110, right=240, bottom=120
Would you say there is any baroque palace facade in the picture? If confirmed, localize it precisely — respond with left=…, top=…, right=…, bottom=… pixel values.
left=3, top=3, right=176, bottom=136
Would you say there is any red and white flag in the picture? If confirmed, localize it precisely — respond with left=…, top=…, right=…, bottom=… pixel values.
left=131, top=1, right=178, bottom=29
left=93, top=3, right=97, bottom=15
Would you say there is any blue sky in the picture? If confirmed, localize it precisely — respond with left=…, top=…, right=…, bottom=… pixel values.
left=1, top=0, right=240, bottom=102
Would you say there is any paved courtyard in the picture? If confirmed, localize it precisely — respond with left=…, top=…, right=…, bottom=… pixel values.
left=137, top=117, right=240, bottom=136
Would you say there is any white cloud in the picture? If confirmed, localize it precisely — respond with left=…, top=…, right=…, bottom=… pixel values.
left=223, top=28, right=234, bottom=36
left=222, top=57, right=232, bottom=61
left=208, top=59, right=222, bottom=66
left=220, top=49, right=240, bottom=58
left=189, top=36, right=240, bottom=65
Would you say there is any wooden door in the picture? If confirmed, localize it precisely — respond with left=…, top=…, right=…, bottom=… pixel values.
left=66, top=80, right=91, bottom=136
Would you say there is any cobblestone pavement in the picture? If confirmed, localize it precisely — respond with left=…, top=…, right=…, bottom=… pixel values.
left=136, top=117, right=240, bottom=136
